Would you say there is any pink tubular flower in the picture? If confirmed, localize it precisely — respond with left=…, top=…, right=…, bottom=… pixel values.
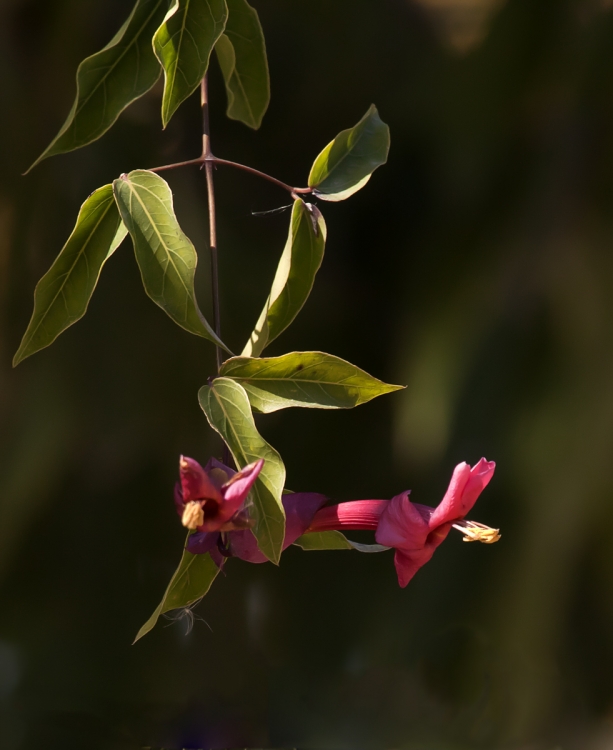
left=175, top=456, right=326, bottom=564
left=307, top=458, right=498, bottom=587
left=175, top=455, right=263, bottom=534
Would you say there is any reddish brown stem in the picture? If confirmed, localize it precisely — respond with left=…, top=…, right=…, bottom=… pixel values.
left=201, top=76, right=222, bottom=374
left=148, top=154, right=312, bottom=198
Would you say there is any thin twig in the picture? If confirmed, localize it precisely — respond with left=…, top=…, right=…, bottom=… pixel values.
left=210, top=156, right=301, bottom=195
left=201, top=75, right=223, bottom=374
left=147, top=157, right=204, bottom=172
left=148, top=156, right=312, bottom=198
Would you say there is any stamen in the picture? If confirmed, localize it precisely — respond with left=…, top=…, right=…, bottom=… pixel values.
left=182, top=501, right=204, bottom=530
left=452, top=519, right=501, bottom=544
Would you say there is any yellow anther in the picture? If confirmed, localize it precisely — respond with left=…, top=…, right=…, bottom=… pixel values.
left=182, top=501, right=204, bottom=530
left=452, top=520, right=501, bottom=544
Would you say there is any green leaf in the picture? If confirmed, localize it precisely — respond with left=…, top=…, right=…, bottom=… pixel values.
left=307, top=105, right=390, bottom=201
left=28, top=0, right=171, bottom=171
left=198, top=378, right=286, bottom=563
left=215, top=0, right=270, bottom=129
left=294, top=531, right=352, bottom=550
left=153, top=0, right=228, bottom=127
left=220, top=351, right=404, bottom=413
left=347, top=540, right=391, bottom=553
left=112, top=170, right=230, bottom=351
left=134, top=547, right=219, bottom=642
left=242, top=199, right=326, bottom=357
left=294, top=531, right=390, bottom=553
left=13, top=185, right=126, bottom=366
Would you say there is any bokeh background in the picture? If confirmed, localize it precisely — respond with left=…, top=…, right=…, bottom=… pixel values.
left=3, top=0, right=613, bottom=747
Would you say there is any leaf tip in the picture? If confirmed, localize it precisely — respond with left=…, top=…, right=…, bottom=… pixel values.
left=269, top=551, right=282, bottom=566
left=12, top=338, right=32, bottom=367
left=132, top=621, right=152, bottom=644
left=23, top=151, right=46, bottom=175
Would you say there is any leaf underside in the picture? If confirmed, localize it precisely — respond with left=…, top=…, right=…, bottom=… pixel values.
left=134, top=547, right=219, bottom=641
left=28, top=0, right=171, bottom=170
left=154, top=0, right=228, bottom=127
left=220, top=351, right=404, bottom=413
left=215, top=0, right=270, bottom=129
left=198, top=377, right=286, bottom=564
left=294, top=531, right=390, bottom=553
left=307, top=104, right=390, bottom=201
left=112, top=170, right=229, bottom=350
left=242, top=199, right=326, bottom=357
left=13, top=185, right=126, bottom=366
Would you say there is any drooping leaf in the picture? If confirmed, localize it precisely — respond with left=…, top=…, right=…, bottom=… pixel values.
left=198, top=378, right=286, bottom=563
left=153, top=0, right=228, bottom=127
left=220, top=351, right=404, bottom=413
left=113, top=170, right=230, bottom=350
left=215, top=0, right=270, bottom=129
left=294, top=531, right=390, bottom=553
left=13, top=186, right=127, bottom=366
left=242, top=200, right=326, bottom=357
left=307, top=105, right=390, bottom=201
left=134, top=547, right=219, bottom=642
left=28, top=0, right=171, bottom=171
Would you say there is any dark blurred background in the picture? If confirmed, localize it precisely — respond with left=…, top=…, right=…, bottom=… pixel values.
left=3, top=0, right=613, bottom=747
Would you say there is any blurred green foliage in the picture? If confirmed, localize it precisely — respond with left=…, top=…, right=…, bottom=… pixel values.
left=4, top=0, right=613, bottom=748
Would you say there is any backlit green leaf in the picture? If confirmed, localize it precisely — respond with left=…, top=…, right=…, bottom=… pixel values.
left=220, top=351, right=404, bottom=413
left=294, top=531, right=352, bottom=550
left=28, top=0, right=171, bottom=170
left=113, top=170, right=229, bottom=350
left=215, top=0, right=270, bottom=129
left=154, top=0, right=228, bottom=127
left=199, top=378, right=286, bottom=563
left=307, top=105, right=390, bottom=201
left=134, top=546, right=219, bottom=642
left=242, top=199, right=326, bottom=357
left=294, top=531, right=390, bottom=553
left=13, top=185, right=126, bottom=366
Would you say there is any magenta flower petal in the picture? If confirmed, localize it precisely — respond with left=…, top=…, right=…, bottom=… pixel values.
left=184, top=532, right=226, bottom=569
left=285, top=492, right=328, bottom=543
left=204, top=456, right=235, bottom=477
left=208, top=545, right=225, bottom=569
left=229, top=492, right=327, bottom=563
left=186, top=531, right=218, bottom=555
left=221, top=459, right=264, bottom=514
left=179, top=456, right=222, bottom=503
left=197, top=460, right=264, bottom=532
left=429, top=458, right=496, bottom=528
left=227, top=531, right=264, bottom=563
left=375, top=491, right=429, bottom=550
left=174, top=482, right=185, bottom=519
left=203, top=457, right=234, bottom=490
left=393, top=549, right=435, bottom=588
